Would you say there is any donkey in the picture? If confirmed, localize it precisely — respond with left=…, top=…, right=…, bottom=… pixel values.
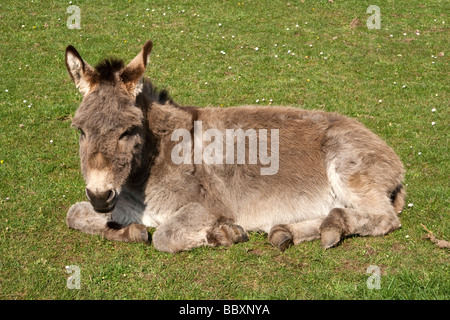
left=65, top=40, right=406, bottom=253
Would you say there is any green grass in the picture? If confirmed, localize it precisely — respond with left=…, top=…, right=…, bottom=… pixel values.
left=0, top=0, right=448, bottom=300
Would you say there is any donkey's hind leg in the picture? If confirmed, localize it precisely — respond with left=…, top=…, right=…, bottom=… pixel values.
left=269, top=190, right=402, bottom=251
left=319, top=196, right=402, bottom=249
left=269, top=219, right=322, bottom=252
left=66, top=202, right=149, bottom=243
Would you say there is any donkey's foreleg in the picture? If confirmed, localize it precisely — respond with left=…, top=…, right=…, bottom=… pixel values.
left=152, top=203, right=248, bottom=253
left=66, top=202, right=149, bottom=243
left=319, top=207, right=401, bottom=249
left=269, top=219, right=323, bottom=252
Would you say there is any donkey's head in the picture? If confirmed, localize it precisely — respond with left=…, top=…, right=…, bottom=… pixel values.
left=65, top=40, right=153, bottom=213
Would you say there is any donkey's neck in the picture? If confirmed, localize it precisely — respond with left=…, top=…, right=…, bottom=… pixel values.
left=126, top=130, right=154, bottom=189
left=128, top=79, right=196, bottom=189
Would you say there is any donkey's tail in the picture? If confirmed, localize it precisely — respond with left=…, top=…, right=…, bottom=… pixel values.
left=390, top=184, right=406, bottom=215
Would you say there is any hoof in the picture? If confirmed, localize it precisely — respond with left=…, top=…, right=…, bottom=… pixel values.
left=230, top=224, right=249, bottom=243
left=124, top=223, right=149, bottom=243
left=207, top=224, right=249, bottom=246
left=269, top=225, right=294, bottom=252
left=320, top=228, right=342, bottom=249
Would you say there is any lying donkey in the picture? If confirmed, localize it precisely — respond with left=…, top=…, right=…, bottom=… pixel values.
left=65, top=40, right=405, bottom=253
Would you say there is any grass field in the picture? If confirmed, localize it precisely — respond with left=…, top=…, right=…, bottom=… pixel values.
left=0, top=0, right=448, bottom=300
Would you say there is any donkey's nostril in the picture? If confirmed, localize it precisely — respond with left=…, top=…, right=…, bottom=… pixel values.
left=106, top=190, right=116, bottom=203
left=85, top=188, right=94, bottom=202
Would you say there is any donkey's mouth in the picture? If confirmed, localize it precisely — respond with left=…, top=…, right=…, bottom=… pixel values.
left=92, top=203, right=116, bottom=214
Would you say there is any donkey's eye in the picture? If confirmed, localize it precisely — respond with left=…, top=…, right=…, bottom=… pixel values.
left=78, top=128, right=86, bottom=138
left=119, top=127, right=138, bottom=140
left=119, top=129, right=131, bottom=140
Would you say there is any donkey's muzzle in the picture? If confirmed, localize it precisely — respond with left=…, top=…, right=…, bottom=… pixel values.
left=85, top=188, right=118, bottom=213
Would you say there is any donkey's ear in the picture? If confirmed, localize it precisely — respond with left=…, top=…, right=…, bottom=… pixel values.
left=65, top=45, right=98, bottom=96
left=120, top=40, right=153, bottom=96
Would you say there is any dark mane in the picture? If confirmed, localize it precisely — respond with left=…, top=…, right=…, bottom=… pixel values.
left=142, top=78, right=175, bottom=105
left=95, top=58, right=125, bottom=82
